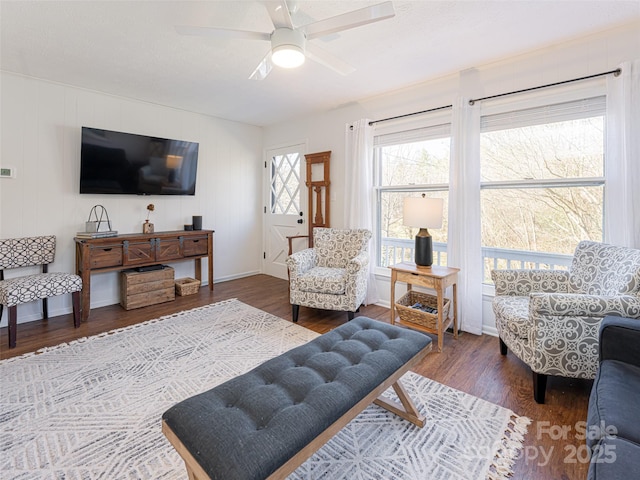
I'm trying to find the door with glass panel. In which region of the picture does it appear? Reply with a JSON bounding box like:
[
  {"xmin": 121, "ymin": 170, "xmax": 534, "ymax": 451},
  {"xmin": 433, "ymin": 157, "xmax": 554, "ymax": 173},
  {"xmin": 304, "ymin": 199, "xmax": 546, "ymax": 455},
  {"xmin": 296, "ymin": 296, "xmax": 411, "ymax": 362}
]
[{"xmin": 263, "ymin": 144, "xmax": 307, "ymax": 279}]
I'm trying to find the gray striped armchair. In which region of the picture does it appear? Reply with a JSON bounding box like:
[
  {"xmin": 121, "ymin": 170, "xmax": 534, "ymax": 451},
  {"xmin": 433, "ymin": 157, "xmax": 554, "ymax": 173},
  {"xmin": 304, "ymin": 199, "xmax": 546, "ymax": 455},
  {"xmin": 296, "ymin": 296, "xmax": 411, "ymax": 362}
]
[{"xmin": 492, "ymin": 240, "xmax": 640, "ymax": 403}]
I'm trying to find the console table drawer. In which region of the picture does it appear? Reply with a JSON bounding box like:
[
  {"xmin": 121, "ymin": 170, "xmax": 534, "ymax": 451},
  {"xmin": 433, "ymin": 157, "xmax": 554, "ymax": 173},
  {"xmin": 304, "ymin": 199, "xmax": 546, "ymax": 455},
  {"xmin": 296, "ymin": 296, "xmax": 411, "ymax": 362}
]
[
  {"xmin": 183, "ymin": 237, "xmax": 208, "ymax": 256},
  {"xmin": 395, "ymin": 271, "xmax": 436, "ymax": 289},
  {"xmin": 124, "ymin": 241, "xmax": 154, "ymax": 265},
  {"xmin": 157, "ymin": 238, "xmax": 182, "ymax": 262},
  {"xmin": 89, "ymin": 245, "xmax": 123, "ymax": 269}
]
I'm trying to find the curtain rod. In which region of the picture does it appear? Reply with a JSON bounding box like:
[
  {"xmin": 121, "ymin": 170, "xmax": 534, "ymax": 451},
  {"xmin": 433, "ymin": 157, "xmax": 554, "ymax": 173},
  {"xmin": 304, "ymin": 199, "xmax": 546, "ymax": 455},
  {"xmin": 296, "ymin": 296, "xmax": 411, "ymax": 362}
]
[
  {"xmin": 349, "ymin": 104, "xmax": 452, "ymax": 130},
  {"xmin": 468, "ymin": 68, "xmax": 621, "ymax": 106},
  {"xmin": 369, "ymin": 104, "xmax": 453, "ymax": 125},
  {"xmin": 349, "ymin": 68, "xmax": 620, "ymax": 129}
]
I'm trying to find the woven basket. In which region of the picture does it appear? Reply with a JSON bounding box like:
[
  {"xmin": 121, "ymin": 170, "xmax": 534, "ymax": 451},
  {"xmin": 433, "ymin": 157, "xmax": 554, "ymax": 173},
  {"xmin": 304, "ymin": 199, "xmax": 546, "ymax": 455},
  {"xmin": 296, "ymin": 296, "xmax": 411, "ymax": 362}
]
[
  {"xmin": 175, "ymin": 277, "xmax": 201, "ymax": 296},
  {"xmin": 395, "ymin": 290, "xmax": 450, "ymax": 330}
]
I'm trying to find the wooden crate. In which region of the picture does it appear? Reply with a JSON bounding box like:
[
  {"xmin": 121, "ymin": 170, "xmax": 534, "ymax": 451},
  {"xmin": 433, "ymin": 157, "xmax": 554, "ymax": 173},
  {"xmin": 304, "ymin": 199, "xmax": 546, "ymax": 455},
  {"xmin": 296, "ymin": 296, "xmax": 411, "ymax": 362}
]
[{"xmin": 120, "ymin": 266, "xmax": 175, "ymax": 310}]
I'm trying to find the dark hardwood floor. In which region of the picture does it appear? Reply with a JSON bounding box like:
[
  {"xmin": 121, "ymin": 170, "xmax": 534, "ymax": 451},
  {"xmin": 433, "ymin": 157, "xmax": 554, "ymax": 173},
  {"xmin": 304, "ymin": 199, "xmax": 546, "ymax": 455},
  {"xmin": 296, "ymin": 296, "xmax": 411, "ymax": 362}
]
[{"xmin": 1, "ymin": 274, "xmax": 591, "ymax": 479}]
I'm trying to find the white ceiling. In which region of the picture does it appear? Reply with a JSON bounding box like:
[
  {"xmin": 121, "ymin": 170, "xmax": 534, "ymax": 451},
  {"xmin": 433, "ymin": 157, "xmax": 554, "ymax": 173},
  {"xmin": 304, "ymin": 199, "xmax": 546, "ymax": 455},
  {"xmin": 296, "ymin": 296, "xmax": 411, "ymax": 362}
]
[{"xmin": 2, "ymin": 1, "xmax": 639, "ymax": 127}]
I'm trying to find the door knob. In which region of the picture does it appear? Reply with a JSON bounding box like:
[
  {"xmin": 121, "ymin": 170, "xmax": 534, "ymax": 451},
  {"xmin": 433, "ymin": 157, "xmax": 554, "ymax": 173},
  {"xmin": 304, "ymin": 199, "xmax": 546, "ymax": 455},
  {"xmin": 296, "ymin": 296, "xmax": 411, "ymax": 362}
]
[{"xmin": 297, "ymin": 219, "xmax": 304, "ymax": 224}]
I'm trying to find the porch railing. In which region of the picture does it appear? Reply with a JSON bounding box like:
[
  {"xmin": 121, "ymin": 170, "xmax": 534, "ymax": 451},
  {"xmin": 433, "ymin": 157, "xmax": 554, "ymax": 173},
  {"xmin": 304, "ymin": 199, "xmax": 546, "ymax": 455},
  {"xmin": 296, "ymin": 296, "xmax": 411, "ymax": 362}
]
[{"xmin": 380, "ymin": 237, "xmax": 573, "ymax": 281}]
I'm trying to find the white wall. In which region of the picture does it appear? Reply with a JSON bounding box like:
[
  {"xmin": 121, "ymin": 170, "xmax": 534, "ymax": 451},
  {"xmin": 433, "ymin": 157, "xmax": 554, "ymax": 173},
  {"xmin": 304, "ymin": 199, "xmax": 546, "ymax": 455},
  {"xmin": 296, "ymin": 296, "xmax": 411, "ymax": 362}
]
[
  {"xmin": 0, "ymin": 72, "xmax": 263, "ymax": 326},
  {"xmin": 263, "ymin": 20, "xmax": 640, "ymax": 335}
]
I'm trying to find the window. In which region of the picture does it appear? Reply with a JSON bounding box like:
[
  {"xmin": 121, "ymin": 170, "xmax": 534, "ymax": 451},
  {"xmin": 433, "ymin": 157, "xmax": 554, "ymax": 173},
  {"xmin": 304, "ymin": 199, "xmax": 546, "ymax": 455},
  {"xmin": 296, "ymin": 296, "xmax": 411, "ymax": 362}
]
[
  {"xmin": 480, "ymin": 96, "xmax": 606, "ymax": 280},
  {"xmin": 374, "ymin": 122, "xmax": 451, "ymax": 268}
]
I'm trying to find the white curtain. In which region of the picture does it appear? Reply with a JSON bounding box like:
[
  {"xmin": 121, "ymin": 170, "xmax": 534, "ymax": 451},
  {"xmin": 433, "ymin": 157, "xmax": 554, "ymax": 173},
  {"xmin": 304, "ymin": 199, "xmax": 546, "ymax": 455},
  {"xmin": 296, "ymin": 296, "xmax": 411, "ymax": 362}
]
[
  {"xmin": 344, "ymin": 119, "xmax": 379, "ymax": 305},
  {"xmin": 604, "ymin": 60, "xmax": 640, "ymax": 249},
  {"xmin": 448, "ymin": 98, "xmax": 483, "ymax": 335}
]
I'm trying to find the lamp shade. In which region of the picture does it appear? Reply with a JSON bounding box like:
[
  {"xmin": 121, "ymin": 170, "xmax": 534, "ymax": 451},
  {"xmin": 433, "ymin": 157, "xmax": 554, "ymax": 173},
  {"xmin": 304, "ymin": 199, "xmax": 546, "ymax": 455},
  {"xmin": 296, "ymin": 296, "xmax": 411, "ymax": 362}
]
[
  {"xmin": 166, "ymin": 155, "xmax": 183, "ymax": 169},
  {"xmin": 403, "ymin": 197, "xmax": 444, "ymax": 229}
]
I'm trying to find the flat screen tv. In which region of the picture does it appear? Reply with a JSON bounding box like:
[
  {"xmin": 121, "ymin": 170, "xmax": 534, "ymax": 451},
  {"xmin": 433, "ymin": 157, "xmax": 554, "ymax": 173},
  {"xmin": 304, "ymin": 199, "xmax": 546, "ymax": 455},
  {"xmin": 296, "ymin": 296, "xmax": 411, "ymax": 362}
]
[{"xmin": 80, "ymin": 127, "xmax": 199, "ymax": 195}]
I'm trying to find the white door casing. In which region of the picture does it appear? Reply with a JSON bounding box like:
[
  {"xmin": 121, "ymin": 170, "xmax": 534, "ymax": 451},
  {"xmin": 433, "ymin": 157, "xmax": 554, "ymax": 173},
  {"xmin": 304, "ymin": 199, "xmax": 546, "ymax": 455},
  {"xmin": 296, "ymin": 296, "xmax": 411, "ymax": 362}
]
[{"xmin": 263, "ymin": 144, "xmax": 307, "ymax": 279}]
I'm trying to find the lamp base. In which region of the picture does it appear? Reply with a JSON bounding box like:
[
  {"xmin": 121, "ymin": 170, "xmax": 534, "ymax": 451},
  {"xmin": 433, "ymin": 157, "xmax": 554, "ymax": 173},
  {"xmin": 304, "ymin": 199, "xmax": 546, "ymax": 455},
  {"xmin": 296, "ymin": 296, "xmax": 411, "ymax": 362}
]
[{"xmin": 414, "ymin": 229, "xmax": 433, "ymax": 267}]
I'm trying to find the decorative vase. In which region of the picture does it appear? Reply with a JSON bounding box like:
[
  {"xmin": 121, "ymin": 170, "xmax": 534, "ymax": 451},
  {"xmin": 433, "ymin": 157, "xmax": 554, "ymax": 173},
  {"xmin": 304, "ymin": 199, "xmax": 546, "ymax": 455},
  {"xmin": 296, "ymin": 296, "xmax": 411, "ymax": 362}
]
[{"xmin": 143, "ymin": 220, "xmax": 154, "ymax": 234}]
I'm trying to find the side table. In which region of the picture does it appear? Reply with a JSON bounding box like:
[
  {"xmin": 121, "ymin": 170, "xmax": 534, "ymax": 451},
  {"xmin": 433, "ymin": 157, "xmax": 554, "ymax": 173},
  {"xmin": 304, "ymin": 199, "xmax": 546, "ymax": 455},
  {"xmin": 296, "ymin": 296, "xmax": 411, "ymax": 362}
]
[{"xmin": 389, "ymin": 262, "xmax": 459, "ymax": 352}]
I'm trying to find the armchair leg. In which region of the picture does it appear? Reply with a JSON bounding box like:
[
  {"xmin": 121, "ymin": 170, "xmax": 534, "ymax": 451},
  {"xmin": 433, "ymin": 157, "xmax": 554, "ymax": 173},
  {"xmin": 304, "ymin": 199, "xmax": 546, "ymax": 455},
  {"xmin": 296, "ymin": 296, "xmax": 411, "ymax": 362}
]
[
  {"xmin": 533, "ymin": 371, "xmax": 548, "ymax": 404},
  {"xmin": 347, "ymin": 305, "xmax": 361, "ymax": 321},
  {"xmin": 499, "ymin": 337, "xmax": 508, "ymax": 355},
  {"xmin": 43, "ymin": 297, "xmax": 48, "ymax": 319},
  {"xmin": 292, "ymin": 304, "xmax": 299, "ymax": 323}
]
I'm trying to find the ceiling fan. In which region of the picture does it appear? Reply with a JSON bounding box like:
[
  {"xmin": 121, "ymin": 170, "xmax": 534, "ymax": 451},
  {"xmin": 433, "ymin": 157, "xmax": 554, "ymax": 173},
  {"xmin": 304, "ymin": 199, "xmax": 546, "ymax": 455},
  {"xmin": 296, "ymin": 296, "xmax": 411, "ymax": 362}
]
[{"xmin": 175, "ymin": 1, "xmax": 395, "ymax": 80}]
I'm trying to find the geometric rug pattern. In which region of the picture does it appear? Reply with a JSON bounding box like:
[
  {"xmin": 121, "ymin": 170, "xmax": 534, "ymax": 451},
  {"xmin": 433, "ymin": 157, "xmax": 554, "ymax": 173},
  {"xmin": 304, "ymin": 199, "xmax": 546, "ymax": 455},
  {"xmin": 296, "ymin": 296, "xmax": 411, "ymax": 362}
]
[{"xmin": 0, "ymin": 299, "xmax": 529, "ymax": 479}]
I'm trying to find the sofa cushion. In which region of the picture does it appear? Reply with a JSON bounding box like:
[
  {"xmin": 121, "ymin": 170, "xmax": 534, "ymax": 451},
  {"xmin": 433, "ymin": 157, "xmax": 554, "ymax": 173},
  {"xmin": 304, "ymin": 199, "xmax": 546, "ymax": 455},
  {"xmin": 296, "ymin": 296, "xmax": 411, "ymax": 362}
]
[
  {"xmin": 570, "ymin": 241, "xmax": 640, "ymax": 296},
  {"xmin": 587, "ymin": 359, "xmax": 640, "ymax": 449},
  {"xmin": 297, "ymin": 267, "xmax": 346, "ymax": 295},
  {"xmin": 313, "ymin": 228, "xmax": 371, "ymax": 269},
  {"xmin": 587, "ymin": 436, "xmax": 640, "ymax": 480},
  {"xmin": 493, "ymin": 296, "xmax": 530, "ymax": 339}
]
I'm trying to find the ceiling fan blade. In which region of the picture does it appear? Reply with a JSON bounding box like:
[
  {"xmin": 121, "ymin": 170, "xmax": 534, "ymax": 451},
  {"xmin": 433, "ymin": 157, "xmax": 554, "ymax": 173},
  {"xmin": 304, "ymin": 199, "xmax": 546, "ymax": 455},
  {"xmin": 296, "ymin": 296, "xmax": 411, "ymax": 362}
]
[
  {"xmin": 303, "ymin": 1, "xmax": 395, "ymax": 40},
  {"xmin": 175, "ymin": 25, "xmax": 270, "ymax": 42},
  {"xmin": 305, "ymin": 43, "xmax": 355, "ymax": 76},
  {"xmin": 249, "ymin": 51, "xmax": 274, "ymax": 81},
  {"xmin": 265, "ymin": 0, "xmax": 294, "ymax": 29}
]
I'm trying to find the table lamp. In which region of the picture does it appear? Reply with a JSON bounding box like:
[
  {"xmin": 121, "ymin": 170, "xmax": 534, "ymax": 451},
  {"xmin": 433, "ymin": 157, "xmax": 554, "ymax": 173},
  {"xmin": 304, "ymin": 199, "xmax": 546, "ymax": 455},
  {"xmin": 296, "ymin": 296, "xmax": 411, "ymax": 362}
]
[{"xmin": 403, "ymin": 194, "xmax": 444, "ymax": 267}]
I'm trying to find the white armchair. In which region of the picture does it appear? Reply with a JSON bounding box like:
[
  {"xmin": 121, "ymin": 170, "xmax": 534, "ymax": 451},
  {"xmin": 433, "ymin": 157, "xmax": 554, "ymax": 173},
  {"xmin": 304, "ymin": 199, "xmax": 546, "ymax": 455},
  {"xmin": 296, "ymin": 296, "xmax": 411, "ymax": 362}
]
[
  {"xmin": 492, "ymin": 240, "xmax": 640, "ymax": 403},
  {"xmin": 286, "ymin": 228, "xmax": 372, "ymax": 323}
]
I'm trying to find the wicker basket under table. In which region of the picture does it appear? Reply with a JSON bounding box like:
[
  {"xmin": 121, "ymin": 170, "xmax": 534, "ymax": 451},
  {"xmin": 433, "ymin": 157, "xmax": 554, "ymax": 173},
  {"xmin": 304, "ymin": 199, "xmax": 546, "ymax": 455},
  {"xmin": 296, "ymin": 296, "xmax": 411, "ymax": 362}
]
[
  {"xmin": 395, "ymin": 290, "xmax": 450, "ymax": 330},
  {"xmin": 175, "ymin": 277, "xmax": 201, "ymax": 296}
]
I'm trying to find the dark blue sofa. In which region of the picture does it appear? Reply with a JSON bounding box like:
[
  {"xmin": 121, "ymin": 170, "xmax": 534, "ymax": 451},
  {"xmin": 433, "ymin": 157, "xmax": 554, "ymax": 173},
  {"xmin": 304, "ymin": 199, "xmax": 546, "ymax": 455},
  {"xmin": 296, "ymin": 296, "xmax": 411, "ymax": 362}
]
[{"xmin": 586, "ymin": 316, "xmax": 640, "ymax": 479}]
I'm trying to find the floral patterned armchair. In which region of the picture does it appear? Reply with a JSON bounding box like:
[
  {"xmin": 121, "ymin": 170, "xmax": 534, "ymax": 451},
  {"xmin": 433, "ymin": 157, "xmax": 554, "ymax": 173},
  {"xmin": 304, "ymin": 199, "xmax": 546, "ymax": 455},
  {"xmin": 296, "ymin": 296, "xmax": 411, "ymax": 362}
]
[
  {"xmin": 492, "ymin": 240, "xmax": 640, "ymax": 404},
  {"xmin": 286, "ymin": 228, "xmax": 372, "ymax": 323}
]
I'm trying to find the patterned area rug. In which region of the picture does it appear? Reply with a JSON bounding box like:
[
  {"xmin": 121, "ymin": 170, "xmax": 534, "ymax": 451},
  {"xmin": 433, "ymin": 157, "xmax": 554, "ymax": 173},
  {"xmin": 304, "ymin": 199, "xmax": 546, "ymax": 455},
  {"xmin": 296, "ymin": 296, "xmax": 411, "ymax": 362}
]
[{"xmin": 1, "ymin": 299, "xmax": 530, "ymax": 479}]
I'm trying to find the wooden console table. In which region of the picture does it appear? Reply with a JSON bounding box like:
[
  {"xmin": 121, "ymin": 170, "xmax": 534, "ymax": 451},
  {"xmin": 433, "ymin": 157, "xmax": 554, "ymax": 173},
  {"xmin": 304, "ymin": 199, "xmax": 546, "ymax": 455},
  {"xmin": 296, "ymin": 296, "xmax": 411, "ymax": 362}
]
[
  {"xmin": 389, "ymin": 262, "xmax": 459, "ymax": 352},
  {"xmin": 75, "ymin": 230, "xmax": 214, "ymax": 321}
]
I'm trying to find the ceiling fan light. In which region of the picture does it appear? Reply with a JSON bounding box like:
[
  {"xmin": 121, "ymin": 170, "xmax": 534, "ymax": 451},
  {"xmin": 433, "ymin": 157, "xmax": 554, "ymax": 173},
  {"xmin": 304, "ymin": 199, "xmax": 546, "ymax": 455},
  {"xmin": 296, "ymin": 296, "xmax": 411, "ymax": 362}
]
[
  {"xmin": 272, "ymin": 45, "xmax": 305, "ymax": 68},
  {"xmin": 270, "ymin": 28, "xmax": 306, "ymax": 69}
]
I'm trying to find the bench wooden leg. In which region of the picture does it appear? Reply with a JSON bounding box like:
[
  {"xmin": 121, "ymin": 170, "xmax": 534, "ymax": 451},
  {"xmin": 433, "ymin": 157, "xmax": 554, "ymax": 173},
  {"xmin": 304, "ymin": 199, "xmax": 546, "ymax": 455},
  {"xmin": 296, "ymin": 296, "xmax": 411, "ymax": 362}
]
[
  {"xmin": 374, "ymin": 380, "xmax": 425, "ymax": 428},
  {"xmin": 163, "ymin": 420, "xmax": 212, "ymax": 480}
]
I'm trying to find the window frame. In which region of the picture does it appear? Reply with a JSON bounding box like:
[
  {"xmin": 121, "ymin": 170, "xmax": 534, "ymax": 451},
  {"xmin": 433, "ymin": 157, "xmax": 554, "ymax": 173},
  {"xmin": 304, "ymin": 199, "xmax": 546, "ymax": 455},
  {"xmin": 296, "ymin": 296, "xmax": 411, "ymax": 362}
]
[
  {"xmin": 478, "ymin": 89, "xmax": 607, "ymax": 281},
  {"xmin": 373, "ymin": 113, "xmax": 452, "ymax": 273}
]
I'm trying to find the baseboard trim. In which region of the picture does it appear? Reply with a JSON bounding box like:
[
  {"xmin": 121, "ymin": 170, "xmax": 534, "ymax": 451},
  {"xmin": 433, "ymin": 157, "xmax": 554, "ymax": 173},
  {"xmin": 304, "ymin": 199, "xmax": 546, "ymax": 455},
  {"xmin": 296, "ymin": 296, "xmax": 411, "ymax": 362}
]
[
  {"xmin": 3, "ymin": 271, "xmax": 263, "ymax": 327},
  {"xmin": 482, "ymin": 325, "xmax": 498, "ymax": 337}
]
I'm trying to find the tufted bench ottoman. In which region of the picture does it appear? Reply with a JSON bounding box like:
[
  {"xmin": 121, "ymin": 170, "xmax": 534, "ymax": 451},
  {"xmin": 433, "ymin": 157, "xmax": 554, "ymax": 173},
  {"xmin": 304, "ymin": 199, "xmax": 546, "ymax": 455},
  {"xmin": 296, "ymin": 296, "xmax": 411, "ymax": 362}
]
[{"xmin": 162, "ymin": 316, "xmax": 432, "ymax": 480}]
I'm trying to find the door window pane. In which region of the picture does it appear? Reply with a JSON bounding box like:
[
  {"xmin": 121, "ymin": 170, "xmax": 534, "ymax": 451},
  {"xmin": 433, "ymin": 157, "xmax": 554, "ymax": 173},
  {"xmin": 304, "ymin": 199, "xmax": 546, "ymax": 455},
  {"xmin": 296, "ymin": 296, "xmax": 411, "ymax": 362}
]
[{"xmin": 270, "ymin": 153, "xmax": 301, "ymax": 215}]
